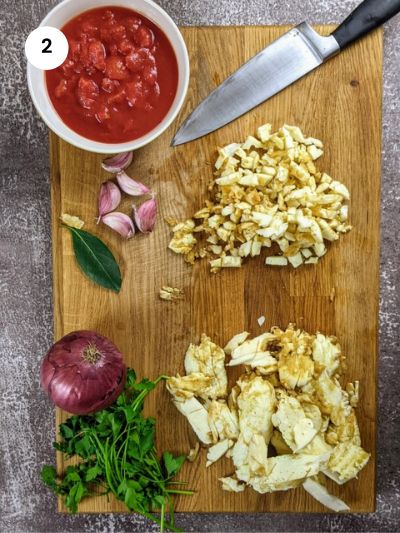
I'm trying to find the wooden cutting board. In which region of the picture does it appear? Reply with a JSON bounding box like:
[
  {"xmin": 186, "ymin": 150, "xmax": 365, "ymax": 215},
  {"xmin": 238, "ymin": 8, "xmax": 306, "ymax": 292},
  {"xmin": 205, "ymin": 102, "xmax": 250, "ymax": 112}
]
[{"xmin": 50, "ymin": 25, "xmax": 382, "ymax": 513}]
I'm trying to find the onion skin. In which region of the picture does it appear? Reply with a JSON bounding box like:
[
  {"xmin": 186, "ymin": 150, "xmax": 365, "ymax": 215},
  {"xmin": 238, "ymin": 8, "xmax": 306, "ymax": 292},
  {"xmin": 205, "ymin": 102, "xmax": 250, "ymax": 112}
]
[{"xmin": 41, "ymin": 330, "xmax": 127, "ymax": 415}]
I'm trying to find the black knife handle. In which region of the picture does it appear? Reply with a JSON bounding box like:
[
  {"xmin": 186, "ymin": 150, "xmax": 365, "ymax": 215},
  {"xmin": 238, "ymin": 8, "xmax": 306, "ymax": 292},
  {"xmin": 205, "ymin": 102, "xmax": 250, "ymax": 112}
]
[{"xmin": 332, "ymin": 0, "xmax": 400, "ymax": 49}]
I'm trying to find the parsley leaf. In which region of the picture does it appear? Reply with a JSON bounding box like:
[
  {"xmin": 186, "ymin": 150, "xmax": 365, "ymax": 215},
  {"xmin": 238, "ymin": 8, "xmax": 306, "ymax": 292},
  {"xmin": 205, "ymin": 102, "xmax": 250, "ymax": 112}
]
[
  {"xmin": 162, "ymin": 453, "xmax": 187, "ymax": 479},
  {"xmin": 41, "ymin": 465, "xmax": 57, "ymax": 489}
]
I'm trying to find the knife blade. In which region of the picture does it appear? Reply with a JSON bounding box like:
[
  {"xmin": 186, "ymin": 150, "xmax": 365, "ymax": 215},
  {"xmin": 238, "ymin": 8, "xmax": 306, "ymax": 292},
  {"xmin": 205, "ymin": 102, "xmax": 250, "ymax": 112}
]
[{"xmin": 172, "ymin": 0, "xmax": 400, "ymax": 146}]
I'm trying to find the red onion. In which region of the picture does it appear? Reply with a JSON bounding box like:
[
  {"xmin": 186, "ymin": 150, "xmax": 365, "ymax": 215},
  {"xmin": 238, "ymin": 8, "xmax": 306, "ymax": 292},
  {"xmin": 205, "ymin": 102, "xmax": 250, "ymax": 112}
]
[{"xmin": 41, "ymin": 330, "xmax": 127, "ymax": 415}]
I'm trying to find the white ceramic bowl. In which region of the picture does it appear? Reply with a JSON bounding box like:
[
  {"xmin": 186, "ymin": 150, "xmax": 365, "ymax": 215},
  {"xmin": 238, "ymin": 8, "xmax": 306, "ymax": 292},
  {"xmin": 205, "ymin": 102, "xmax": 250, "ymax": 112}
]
[{"xmin": 27, "ymin": 0, "xmax": 189, "ymax": 153}]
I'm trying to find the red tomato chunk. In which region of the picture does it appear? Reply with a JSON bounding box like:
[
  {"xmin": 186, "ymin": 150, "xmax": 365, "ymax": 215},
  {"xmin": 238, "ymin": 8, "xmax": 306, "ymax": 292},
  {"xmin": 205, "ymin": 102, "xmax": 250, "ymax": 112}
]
[
  {"xmin": 46, "ymin": 6, "xmax": 178, "ymax": 143},
  {"xmin": 77, "ymin": 77, "xmax": 99, "ymax": 109}
]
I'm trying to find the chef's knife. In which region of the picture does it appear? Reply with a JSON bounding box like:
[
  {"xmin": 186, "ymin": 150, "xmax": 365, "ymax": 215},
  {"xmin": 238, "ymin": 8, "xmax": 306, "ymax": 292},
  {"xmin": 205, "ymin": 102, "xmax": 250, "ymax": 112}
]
[{"xmin": 172, "ymin": 0, "xmax": 400, "ymax": 146}]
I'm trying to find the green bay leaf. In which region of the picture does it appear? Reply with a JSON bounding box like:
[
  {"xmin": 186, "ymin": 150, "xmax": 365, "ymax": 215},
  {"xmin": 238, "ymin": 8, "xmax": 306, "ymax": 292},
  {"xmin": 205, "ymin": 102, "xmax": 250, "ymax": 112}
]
[{"xmin": 66, "ymin": 227, "xmax": 122, "ymax": 293}]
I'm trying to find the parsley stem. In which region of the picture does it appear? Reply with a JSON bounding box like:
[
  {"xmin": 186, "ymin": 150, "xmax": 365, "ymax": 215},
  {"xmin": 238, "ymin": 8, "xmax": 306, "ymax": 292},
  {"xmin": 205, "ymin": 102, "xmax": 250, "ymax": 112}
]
[
  {"xmin": 103, "ymin": 440, "xmax": 117, "ymax": 494},
  {"xmin": 160, "ymin": 502, "xmax": 165, "ymax": 533},
  {"xmin": 150, "ymin": 450, "xmax": 163, "ymax": 478},
  {"xmin": 121, "ymin": 426, "xmax": 130, "ymax": 481},
  {"xmin": 130, "ymin": 376, "xmax": 168, "ymax": 412},
  {"xmin": 166, "ymin": 489, "xmax": 194, "ymax": 495},
  {"xmin": 142, "ymin": 511, "xmax": 181, "ymax": 533},
  {"xmin": 110, "ymin": 439, "xmax": 123, "ymax": 485}
]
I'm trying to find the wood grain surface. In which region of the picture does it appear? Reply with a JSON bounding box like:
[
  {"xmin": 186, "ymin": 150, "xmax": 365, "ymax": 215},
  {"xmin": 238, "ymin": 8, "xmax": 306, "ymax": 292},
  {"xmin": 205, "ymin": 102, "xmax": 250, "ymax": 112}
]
[{"xmin": 50, "ymin": 26, "xmax": 382, "ymax": 513}]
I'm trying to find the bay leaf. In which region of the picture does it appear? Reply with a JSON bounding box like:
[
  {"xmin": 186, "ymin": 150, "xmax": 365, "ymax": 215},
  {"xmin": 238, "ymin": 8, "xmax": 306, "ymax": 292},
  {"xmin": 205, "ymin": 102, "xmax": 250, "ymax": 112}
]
[{"xmin": 66, "ymin": 227, "xmax": 122, "ymax": 293}]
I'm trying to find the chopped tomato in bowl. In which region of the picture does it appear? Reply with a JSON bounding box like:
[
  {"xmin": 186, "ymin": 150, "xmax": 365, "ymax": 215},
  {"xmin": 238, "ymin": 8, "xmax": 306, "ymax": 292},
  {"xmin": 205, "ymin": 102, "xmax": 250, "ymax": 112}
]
[{"xmin": 27, "ymin": 0, "xmax": 189, "ymax": 153}]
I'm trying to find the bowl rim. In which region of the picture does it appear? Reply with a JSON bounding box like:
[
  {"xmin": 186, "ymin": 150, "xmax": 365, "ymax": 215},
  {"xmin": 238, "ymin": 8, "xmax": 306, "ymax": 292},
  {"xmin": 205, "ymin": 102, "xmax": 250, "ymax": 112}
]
[{"xmin": 26, "ymin": 0, "xmax": 189, "ymax": 153}]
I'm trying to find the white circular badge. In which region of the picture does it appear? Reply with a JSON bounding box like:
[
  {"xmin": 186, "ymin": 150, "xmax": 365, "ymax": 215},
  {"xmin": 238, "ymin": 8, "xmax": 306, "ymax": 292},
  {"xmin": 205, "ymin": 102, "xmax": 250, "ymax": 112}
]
[{"xmin": 25, "ymin": 26, "xmax": 69, "ymax": 70}]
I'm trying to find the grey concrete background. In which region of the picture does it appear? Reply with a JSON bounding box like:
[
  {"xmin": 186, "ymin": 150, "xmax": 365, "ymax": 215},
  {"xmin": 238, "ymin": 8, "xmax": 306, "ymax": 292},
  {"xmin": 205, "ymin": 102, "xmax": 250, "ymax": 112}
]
[{"xmin": 0, "ymin": 0, "xmax": 399, "ymax": 531}]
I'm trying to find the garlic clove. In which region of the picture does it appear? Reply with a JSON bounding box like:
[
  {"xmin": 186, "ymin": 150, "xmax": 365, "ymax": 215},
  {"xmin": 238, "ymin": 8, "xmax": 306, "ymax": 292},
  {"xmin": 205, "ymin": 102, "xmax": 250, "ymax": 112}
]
[
  {"xmin": 102, "ymin": 212, "xmax": 135, "ymax": 239},
  {"xmin": 133, "ymin": 196, "xmax": 157, "ymax": 233},
  {"xmin": 98, "ymin": 181, "xmax": 122, "ymax": 221},
  {"xmin": 101, "ymin": 152, "xmax": 133, "ymax": 173},
  {"xmin": 116, "ymin": 171, "xmax": 151, "ymax": 196}
]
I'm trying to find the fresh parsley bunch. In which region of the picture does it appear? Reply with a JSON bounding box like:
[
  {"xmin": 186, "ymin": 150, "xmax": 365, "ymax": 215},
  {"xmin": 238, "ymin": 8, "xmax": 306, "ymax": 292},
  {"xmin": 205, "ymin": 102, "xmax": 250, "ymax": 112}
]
[{"xmin": 41, "ymin": 369, "xmax": 192, "ymax": 531}]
